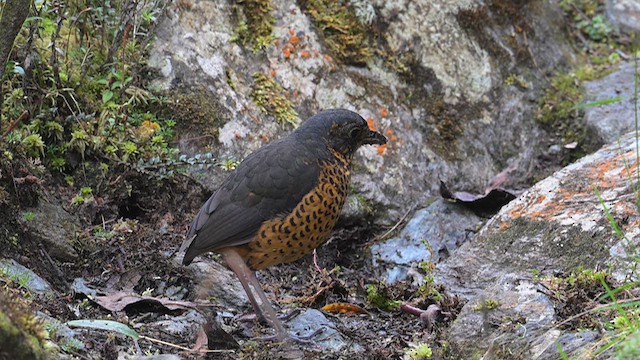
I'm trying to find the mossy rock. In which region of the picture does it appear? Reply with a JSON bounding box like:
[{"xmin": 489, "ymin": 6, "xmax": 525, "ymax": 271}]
[{"xmin": 0, "ymin": 287, "xmax": 49, "ymax": 360}]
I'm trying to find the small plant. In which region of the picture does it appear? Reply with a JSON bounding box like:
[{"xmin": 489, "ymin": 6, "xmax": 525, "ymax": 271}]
[
  {"xmin": 22, "ymin": 212, "xmax": 35, "ymax": 221},
  {"xmin": 366, "ymin": 283, "xmax": 401, "ymax": 310},
  {"xmin": 403, "ymin": 342, "xmax": 433, "ymax": 360},
  {"xmin": 472, "ymin": 299, "xmax": 501, "ymax": 312},
  {"xmin": 71, "ymin": 187, "xmax": 95, "ymax": 205},
  {"xmin": 575, "ymin": 14, "xmax": 612, "ymax": 41}
]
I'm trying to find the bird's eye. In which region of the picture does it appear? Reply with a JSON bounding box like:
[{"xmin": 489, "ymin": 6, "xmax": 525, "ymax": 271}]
[{"xmin": 349, "ymin": 127, "xmax": 361, "ymax": 139}]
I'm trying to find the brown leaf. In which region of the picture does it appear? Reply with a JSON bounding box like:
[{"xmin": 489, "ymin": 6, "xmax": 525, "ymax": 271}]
[{"xmin": 94, "ymin": 291, "xmax": 199, "ymax": 313}]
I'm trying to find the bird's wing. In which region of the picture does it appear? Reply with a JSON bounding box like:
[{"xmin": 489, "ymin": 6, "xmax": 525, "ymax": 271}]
[{"xmin": 181, "ymin": 140, "xmax": 322, "ymax": 264}]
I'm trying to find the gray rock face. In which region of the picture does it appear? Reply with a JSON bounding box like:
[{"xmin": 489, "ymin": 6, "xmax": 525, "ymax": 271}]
[
  {"xmin": 149, "ymin": 0, "xmax": 573, "ymax": 223},
  {"xmin": 435, "ymin": 131, "xmax": 640, "ymax": 357},
  {"xmin": 20, "ymin": 201, "xmax": 79, "ymax": 261},
  {"xmin": 371, "ymin": 199, "xmax": 483, "ymax": 284},
  {"xmin": 584, "ymin": 62, "xmax": 640, "ymax": 144},
  {"xmin": 606, "ymin": 0, "xmax": 640, "ymax": 34},
  {"xmin": 0, "ymin": 258, "xmax": 53, "ymax": 295}
]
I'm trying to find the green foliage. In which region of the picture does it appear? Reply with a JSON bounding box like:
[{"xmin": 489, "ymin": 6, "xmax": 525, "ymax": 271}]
[
  {"xmin": 472, "ymin": 299, "xmax": 501, "ymax": 312},
  {"xmin": 251, "ymin": 73, "xmax": 299, "ymax": 128},
  {"xmin": 0, "ymin": 0, "xmax": 191, "ymax": 178},
  {"xmin": 366, "ymin": 283, "xmax": 401, "ymax": 310},
  {"xmin": 21, "ymin": 212, "xmax": 35, "ymax": 222},
  {"xmin": 559, "ymin": 0, "xmax": 613, "ymax": 42},
  {"xmin": 404, "ymin": 342, "xmax": 433, "ymax": 360},
  {"xmin": 575, "ymin": 14, "xmax": 612, "ymax": 41}
]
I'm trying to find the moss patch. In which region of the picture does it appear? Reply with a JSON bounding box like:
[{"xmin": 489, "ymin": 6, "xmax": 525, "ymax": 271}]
[
  {"xmin": 536, "ymin": 67, "xmax": 607, "ymax": 163},
  {"xmin": 155, "ymin": 86, "xmax": 222, "ymax": 137},
  {"xmin": 233, "ymin": 0, "xmax": 276, "ymax": 52},
  {"xmin": 0, "ymin": 288, "xmax": 48, "ymax": 360},
  {"xmin": 301, "ymin": 0, "xmax": 372, "ymax": 66},
  {"xmin": 250, "ymin": 73, "xmax": 299, "ymax": 128}
]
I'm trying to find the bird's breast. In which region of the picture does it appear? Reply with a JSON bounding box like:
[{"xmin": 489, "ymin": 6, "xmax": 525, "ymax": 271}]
[{"xmin": 244, "ymin": 159, "xmax": 351, "ymax": 270}]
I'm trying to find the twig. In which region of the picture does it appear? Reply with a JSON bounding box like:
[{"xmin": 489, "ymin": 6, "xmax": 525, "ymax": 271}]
[
  {"xmin": 139, "ymin": 335, "xmax": 235, "ymax": 353},
  {"xmin": 0, "ymin": 110, "xmax": 29, "ymax": 141},
  {"xmin": 370, "ymin": 205, "xmax": 415, "ymax": 243}
]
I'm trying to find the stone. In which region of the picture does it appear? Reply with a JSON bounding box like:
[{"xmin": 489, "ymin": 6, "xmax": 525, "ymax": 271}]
[
  {"xmin": 0, "ymin": 258, "xmax": 53, "ymax": 295},
  {"xmin": 606, "ymin": 0, "xmax": 640, "ymax": 34},
  {"xmin": 584, "ymin": 62, "xmax": 640, "ymax": 144},
  {"xmin": 20, "ymin": 201, "xmax": 79, "ymax": 261},
  {"xmin": 436, "ymin": 131, "xmax": 640, "ymax": 356},
  {"xmin": 371, "ymin": 199, "xmax": 482, "ymax": 283}
]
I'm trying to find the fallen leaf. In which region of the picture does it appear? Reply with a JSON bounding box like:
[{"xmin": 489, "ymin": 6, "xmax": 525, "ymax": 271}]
[
  {"xmin": 94, "ymin": 292, "xmax": 199, "ymax": 313},
  {"xmin": 440, "ymin": 180, "xmax": 518, "ymax": 216},
  {"xmin": 321, "ymin": 302, "xmax": 367, "ymax": 315}
]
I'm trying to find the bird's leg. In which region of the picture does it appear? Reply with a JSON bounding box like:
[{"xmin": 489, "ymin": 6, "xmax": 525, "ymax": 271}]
[{"xmin": 219, "ymin": 248, "xmax": 288, "ymax": 342}]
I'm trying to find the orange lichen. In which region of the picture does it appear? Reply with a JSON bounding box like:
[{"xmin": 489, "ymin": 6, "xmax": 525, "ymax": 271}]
[
  {"xmin": 377, "ymin": 143, "xmax": 387, "ymax": 155},
  {"xmin": 379, "ymin": 107, "xmax": 389, "ymax": 117},
  {"xmin": 282, "ymin": 44, "xmax": 293, "ymax": 59},
  {"xmin": 270, "ymin": 68, "xmax": 276, "ymax": 77},
  {"xmin": 300, "ymin": 50, "xmax": 311, "ymax": 58},
  {"xmin": 235, "ymin": 133, "xmax": 242, "ymax": 139},
  {"xmin": 367, "ymin": 118, "xmax": 377, "ymax": 131}
]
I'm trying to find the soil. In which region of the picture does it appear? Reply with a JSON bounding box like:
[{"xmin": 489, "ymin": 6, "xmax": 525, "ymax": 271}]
[{"xmin": 0, "ymin": 147, "xmax": 464, "ymax": 360}]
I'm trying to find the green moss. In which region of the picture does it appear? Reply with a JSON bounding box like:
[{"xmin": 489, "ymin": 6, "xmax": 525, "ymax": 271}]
[
  {"xmin": 366, "ymin": 283, "xmax": 401, "ymax": 310},
  {"xmin": 0, "ymin": 288, "xmax": 49, "ymax": 360},
  {"xmin": 472, "ymin": 299, "xmax": 501, "ymax": 311},
  {"xmin": 158, "ymin": 89, "xmax": 220, "ymax": 130},
  {"xmin": 536, "ymin": 67, "xmax": 607, "ymax": 162},
  {"xmin": 250, "ymin": 73, "xmax": 298, "ymax": 128},
  {"xmin": 233, "ymin": 0, "xmax": 276, "ymax": 52},
  {"xmin": 302, "ymin": 0, "xmax": 372, "ymax": 65}
]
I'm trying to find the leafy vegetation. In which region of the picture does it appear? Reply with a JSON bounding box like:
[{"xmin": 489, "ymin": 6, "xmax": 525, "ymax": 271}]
[{"xmin": 0, "ymin": 0, "xmax": 223, "ymax": 191}]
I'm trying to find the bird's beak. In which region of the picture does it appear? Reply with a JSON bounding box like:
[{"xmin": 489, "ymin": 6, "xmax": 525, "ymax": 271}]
[{"xmin": 363, "ymin": 130, "xmax": 387, "ymax": 145}]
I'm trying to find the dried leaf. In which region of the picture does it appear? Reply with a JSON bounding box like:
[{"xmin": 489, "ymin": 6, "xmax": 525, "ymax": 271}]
[
  {"xmin": 440, "ymin": 180, "xmax": 517, "ymax": 216},
  {"xmin": 94, "ymin": 291, "xmax": 198, "ymax": 313},
  {"xmin": 321, "ymin": 302, "xmax": 367, "ymax": 315}
]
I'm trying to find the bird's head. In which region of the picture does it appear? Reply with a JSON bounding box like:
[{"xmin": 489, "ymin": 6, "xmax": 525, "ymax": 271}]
[{"xmin": 296, "ymin": 109, "xmax": 387, "ymax": 157}]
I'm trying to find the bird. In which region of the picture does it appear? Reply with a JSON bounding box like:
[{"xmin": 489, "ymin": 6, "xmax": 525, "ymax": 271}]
[{"xmin": 180, "ymin": 108, "xmax": 387, "ymax": 341}]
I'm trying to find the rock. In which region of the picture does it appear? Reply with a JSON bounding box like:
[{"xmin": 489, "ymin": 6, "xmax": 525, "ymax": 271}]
[
  {"xmin": 0, "ymin": 258, "xmax": 53, "ymax": 296},
  {"xmin": 19, "ymin": 201, "xmax": 79, "ymax": 261},
  {"xmin": 149, "ymin": 309, "xmax": 206, "ymax": 335},
  {"xmin": 148, "ymin": 0, "xmax": 575, "ymax": 223},
  {"xmin": 286, "ymin": 309, "xmax": 361, "ymax": 352},
  {"xmin": 371, "ymin": 199, "xmax": 483, "ymax": 284},
  {"xmin": 188, "ymin": 259, "xmax": 247, "ymax": 309},
  {"xmin": 448, "ymin": 278, "xmax": 555, "ymax": 358},
  {"xmin": 530, "ymin": 329, "xmax": 600, "ymax": 360},
  {"xmin": 584, "ymin": 62, "xmax": 640, "ymax": 143},
  {"xmin": 606, "ymin": 0, "xmax": 640, "ymax": 34},
  {"xmin": 436, "ymin": 131, "xmax": 640, "ymax": 357},
  {"xmin": 36, "ymin": 312, "xmax": 85, "ymax": 352}
]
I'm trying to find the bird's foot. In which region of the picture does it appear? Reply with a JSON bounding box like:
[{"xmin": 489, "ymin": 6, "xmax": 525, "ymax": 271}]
[
  {"xmin": 237, "ymin": 308, "xmax": 302, "ymax": 324},
  {"xmin": 253, "ymin": 326, "xmax": 326, "ymax": 343}
]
